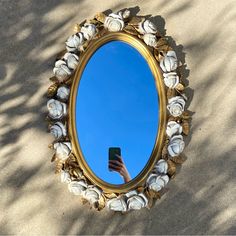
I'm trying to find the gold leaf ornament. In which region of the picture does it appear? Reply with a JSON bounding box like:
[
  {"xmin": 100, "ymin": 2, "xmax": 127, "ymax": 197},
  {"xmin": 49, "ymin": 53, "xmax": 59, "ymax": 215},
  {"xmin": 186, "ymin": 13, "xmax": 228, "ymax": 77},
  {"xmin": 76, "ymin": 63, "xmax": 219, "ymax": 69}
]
[
  {"xmin": 128, "ymin": 16, "xmax": 145, "ymax": 26},
  {"xmin": 171, "ymin": 155, "xmax": 185, "ymax": 164},
  {"xmin": 70, "ymin": 168, "xmax": 83, "ymax": 179},
  {"xmin": 47, "ymin": 83, "xmax": 59, "ymax": 97},
  {"xmin": 155, "ymin": 37, "xmax": 169, "ymax": 51},
  {"xmin": 167, "ymin": 160, "xmax": 176, "ymax": 177},
  {"xmin": 175, "ymin": 83, "xmax": 185, "ymax": 92},
  {"xmin": 153, "ymin": 49, "xmax": 163, "ymax": 62},
  {"xmin": 94, "ymin": 12, "xmax": 106, "ymax": 23},
  {"xmin": 145, "ymin": 188, "xmax": 161, "ymax": 209},
  {"xmin": 95, "ymin": 195, "xmax": 106, "ymax": 211},
  {"xmin": 87, "ymin": 19, "xmax": 100, "ymax": 25},
  {"xmin": 73, "ymin": 23, "xmax": 81, "ymax": 33},
  {"xmin": 137, "ymin": 186, "xmax": 145, "ymax": 193},
  {"xmin": 162, "ymin": 139, "xmax": 170, "ymax": 160},
  {"xmin": 49, "ymin": 76, "xmax": 59, "ymax": 83},
  {"xmin": 181, "ymin": 111, "xmax": 190, "ymax": 120},
  {"xmin": 55, "ymin": 159, "xmax": 64, "ymax": 173},
  {"xmin": 51, "ymin": 153, "xmax": 56, "ymax": 162},
  {"xmin": 123, "ymin": 25, "xmax": 139, "ymax": 36},
  {"xmin": 103, "ymin": 192, "xmax": 118, "ymax": 199},
  {"xmin": 182, "ymin": 120, "xmax": 190, "ymax": 135},
  {"xmin": 167, "ymin": 88, "xmax": 176, "ymax": 99}
]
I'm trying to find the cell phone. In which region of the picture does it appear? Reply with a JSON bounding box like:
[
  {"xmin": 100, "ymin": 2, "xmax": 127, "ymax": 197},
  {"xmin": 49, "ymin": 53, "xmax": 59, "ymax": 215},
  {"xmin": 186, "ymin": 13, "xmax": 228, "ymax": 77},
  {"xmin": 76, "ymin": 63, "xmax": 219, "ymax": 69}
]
[{"xmin": 108, "ymin": 147, "xmax": 121, "ymax": 171}]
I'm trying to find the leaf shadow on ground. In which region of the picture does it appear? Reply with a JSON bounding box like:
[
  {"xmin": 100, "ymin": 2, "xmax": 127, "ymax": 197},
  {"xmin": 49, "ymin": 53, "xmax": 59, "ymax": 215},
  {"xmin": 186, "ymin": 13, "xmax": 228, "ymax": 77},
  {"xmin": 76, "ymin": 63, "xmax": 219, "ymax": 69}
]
[{"xmin": 0, "ymin": 0, "xmax": 236, "ymax": 235}]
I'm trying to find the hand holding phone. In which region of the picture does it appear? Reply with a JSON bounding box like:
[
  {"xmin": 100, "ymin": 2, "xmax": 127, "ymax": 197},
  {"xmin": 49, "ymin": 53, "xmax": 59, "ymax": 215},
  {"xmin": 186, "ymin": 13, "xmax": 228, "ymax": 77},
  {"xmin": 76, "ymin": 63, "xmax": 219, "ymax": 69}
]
[{"xmin": 108, "ymin": 147, "xmax": 131, "ymax": 183}]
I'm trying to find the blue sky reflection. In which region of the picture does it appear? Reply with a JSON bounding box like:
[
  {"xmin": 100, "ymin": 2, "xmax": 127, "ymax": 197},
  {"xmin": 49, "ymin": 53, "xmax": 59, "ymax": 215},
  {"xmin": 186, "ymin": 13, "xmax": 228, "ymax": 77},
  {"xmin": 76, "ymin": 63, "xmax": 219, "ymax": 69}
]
[{"xmin": 75, "ymin": 41, "xmax": 159, "ymax": 185}]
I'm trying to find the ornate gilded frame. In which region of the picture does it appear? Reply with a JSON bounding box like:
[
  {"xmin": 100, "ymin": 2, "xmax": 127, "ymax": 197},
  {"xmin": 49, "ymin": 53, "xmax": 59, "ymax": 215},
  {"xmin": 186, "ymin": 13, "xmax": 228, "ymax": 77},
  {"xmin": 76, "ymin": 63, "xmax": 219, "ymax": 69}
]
[
  {"xmin": 70, "ymin": 32, "xmax": 166, "ymax": 193},
  {"xmin": 46, "ymin": 9, "xmax": 190, "ymax": 212}
]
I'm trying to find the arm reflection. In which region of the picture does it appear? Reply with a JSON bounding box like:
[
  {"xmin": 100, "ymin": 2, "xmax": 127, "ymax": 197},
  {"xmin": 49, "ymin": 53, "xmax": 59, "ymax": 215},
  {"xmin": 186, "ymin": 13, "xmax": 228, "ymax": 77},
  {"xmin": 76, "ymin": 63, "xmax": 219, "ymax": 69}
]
[{"xmin": 109, "ymin": 154, "xmax": 131, "ymax": 183}]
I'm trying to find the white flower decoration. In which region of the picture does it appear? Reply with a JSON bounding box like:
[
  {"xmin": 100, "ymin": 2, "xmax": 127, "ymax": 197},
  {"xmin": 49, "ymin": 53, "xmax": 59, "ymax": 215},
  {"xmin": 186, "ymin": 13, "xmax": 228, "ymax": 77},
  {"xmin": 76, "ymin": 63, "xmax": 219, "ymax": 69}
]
[
  {"xmin": 146, "ymin": 173, "xmax": 169, "ymax": 192},
  {"xmin": 50, "ymin": 121, "xmax": 67, "ymax": 139},
  {"xmin": 167, "ymin": 96, "xmax": 185, "ymax": 117},
  {"xmin": 57, "ymin": 86, "xmax": 70, "ymax": 101},
  {"xmin": 104, "ymin": 13, "xmax": 125, "ymax": 32},
  {"xmin": 127, "ymin": 193, "xmax": 148, "ymax": 210},
  {"xmin": 68, "ymin": 180, "xmax": 87, "ymax": 195},
  {"xmin": 83, "ymin": 186, "xmax": 102, "ymax": 203},
  {"xmin": 168, "ymin": 135, "xmax": 185, "ymax": 157},
  {"xmin": 47, "ymin": 99, "xmax": 67, "ymax": 119},
  {"xmin": 63, "ymin": 52, "xmax": 79, "ymax": 70},
  {"xmin": 166, "ymin": 121, "xmax": 183, "ymax": 138},
  {"xmin": 53, "ymin": 142, "xmax": 71, "ymax": 161},
  {"xmin": 143, "ymin": 33, "xmax": 157, "ymax": 47},
  {"xmin": 163, "ymin": 72, "xmax": 179, "ymax": 88},
  {"xmin": 154, "ymin": 159, "xmax": 168, "ymax": 174},
  {"xmin": 107, "ymin": 198, "xmax": 127, "ymax": 212},
  {"xmin": 53, "ymin": 60, "xmax": 71, "ymax": 82},
  {"xmin": 81, "ymin": 23, "xmax": 97, "ymax": 40},
  {"xmin": 160, "ymin": 51, "xmax": 178, "ymax": 72},
  {"xmin": 61, "ymin": 170, "xmax": 71, "ymax": 184},
  {"xmin": 139, "ymin": 20, "xmax": 157, "ymax": 34},
  {"xmin": 66, "ymin": 32, "xmax": 85, "ymax": 52}
]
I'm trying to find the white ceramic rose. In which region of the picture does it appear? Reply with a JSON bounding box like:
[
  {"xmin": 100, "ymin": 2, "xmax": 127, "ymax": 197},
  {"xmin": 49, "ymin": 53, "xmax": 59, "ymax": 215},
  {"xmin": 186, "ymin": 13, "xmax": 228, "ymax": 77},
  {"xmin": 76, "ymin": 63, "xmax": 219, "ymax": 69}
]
[
  {"xmin": 50, "ymin": 121, "xmax": 67, "ymax": 139},
  {"xmin": 127, "ymin": 193, "xmax": 148, "ymax": 210},
  {"xmin": 154, "ymin": 159, "xmax": 168, "ymax": 174},
  {"xmin": 47, "ymin": 99, "xmax": 67, "ymax": 119},
  {"xmin": 107, "ymin": 197, "xmax": 127, "ymax": 212},
  {"xmin": 168, "ymin": 135, "xmax": 185, "ymax": 157},
  {"xmin": 61, "ymin": 170, "xmax": 71, "ymax": 184},
  {"xmin": 139, "ymin": 20, "xmax": 157, "ymax": 34},
  {"xmin": 53, "ymin": 60, "xmax": 71, "ymax": 82},
  {"xmin": 81, "ymin": 23, "xmax": 97, "ymax": 40},
  {"xmin": 68, "ymin": 180, "xmax": 87, "ymax": 195},
  {"xmin": 143, "ymin": 33, "xmax": 157, "ymax": 47},
  {"xmin": 53, "ymin": 142, "xmax": 71, "ymax": 161},
  {"xmin": 160, "ymin": 51, "xmax": 178, "ymax": 72},
  {"xmin": 146, "ymin": 173, "xmax": 169, "ymax": 192},
  {"xmin": 124, "ymin": 190, "xmax": 138, "ymax": 199},
  {"xmin": 83, "ymin": 186, "xmax": 102, "ymax": 203},
  {"xmin": 163, "ymin": 72, "xmax": 179, "ymax": 88},
  {"xmin": 167, "ymin": 96, "xmax": 185, "ymax": 117},
  {"xmin": 104, "ymin": 13, "xmax": 125, "ymax": 32},
  {"xmin": 166, "ymin": 121, "xmax": 183, "ymax": 138},
  {"xmin": 66, "ymin": 32, "xmax": 85, "ymax": 52},
  {"xmin": 63, "ymin": 52, "xmax": 79, "ymax": 70},
  {"xmin": 57, "ymin": 86, "xmax": 70, "ymax": 101}
]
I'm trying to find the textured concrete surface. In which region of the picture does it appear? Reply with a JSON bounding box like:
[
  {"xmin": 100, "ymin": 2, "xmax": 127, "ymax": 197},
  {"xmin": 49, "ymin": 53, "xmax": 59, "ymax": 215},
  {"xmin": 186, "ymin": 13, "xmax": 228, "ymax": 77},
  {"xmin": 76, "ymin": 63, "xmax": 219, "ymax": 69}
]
[{"xmin": 0, "ymin": 0, "xmax": 236, "ymax": 235}]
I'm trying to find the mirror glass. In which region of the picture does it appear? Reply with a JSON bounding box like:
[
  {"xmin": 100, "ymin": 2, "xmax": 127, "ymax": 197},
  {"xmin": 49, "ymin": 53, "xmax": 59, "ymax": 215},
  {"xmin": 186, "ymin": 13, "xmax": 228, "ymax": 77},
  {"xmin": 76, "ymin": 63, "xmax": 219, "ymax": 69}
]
[{"xmin": 75, "ymin": 41, "xmax": 159, "ymax": 185}]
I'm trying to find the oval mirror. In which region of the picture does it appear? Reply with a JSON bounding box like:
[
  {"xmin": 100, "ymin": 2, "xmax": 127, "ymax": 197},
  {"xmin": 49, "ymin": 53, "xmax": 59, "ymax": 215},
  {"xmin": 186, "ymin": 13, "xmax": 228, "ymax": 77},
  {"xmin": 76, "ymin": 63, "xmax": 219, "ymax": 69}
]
[
  {"xmin": 46, "ymin": 9, "xmax": 190, "ymax": 212},
  {"xmin": 70, "ymin": 33, "xmax": 166, "ymax": 192},
  {"xmin": 76, "ymin": 40, "xmax": 158, "ymax": 185}
]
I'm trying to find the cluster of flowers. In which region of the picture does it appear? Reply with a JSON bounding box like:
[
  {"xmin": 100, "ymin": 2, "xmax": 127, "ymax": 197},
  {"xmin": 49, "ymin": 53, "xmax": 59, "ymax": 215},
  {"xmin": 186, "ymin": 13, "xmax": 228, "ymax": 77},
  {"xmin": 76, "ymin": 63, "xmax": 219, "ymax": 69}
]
[
  {"xmin": 47, "ymin": 20, "xmax": 101, "ymax": 184},
  {"xmin": 47, "ymin": 85, "xmax": 71, "ymax": 162},
  {"xmin": 159, "ymin": 51, "xmax": 186, "ymax": 158},
  {"xmin": 59, "ymin": 157, "xmax": 170, "ymax": 212},
  {"xmin": 53, "ymin": 22, "xmax": 98, "ymax": 82}
]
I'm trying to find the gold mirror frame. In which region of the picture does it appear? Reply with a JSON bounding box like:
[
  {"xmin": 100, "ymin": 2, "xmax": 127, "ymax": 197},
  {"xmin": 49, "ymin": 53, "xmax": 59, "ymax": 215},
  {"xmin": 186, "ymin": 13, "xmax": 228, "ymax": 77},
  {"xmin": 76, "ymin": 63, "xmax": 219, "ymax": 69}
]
[
  {"xmin": 46, "ymin": 9, "xmax": 190, "ymax": 212},
  {"xmin": 69, "ymin": 32, "xmax": 166, "ymax": 193}
]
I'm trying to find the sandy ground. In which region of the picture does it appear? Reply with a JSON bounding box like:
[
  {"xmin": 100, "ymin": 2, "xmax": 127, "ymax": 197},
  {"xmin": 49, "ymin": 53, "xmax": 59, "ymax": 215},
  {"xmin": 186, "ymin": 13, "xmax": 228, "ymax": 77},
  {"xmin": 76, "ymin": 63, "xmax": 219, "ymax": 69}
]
[{"xmin": 0, "ymin": 0, "xmax": 236, "ymax": 235}]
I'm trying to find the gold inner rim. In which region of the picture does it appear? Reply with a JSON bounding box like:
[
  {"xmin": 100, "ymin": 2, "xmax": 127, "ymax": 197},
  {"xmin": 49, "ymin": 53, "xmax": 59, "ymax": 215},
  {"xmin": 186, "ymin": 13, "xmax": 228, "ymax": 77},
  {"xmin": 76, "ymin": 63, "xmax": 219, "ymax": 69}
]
[{"xmin": 69, "ymin": 32, "xmax": 166, "ymax": 193}]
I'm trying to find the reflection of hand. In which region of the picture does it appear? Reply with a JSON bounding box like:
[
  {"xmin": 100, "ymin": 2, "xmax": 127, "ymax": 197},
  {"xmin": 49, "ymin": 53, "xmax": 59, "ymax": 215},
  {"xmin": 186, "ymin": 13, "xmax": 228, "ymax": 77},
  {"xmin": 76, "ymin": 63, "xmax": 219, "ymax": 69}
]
[{"xmin": 109, "ymin": 155, "xmax": 131, "ymax": 183}]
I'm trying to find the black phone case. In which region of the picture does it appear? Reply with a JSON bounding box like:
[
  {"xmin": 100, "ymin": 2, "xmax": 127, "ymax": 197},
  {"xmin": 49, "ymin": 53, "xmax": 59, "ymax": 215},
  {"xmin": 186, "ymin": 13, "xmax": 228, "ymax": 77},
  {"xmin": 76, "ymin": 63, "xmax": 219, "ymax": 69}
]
[
  {"xmin": 108, "ymin": 147, "xmax": 121, "ymax": 171},
  {"xmin": 109, "ymin": 147, "xmax": 121, "ymax": 160}
]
